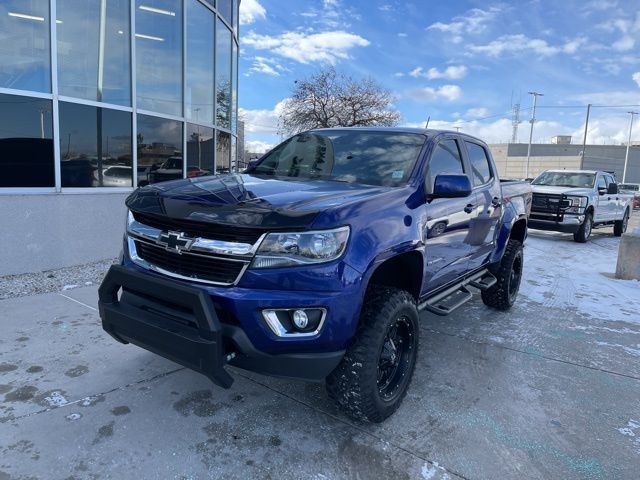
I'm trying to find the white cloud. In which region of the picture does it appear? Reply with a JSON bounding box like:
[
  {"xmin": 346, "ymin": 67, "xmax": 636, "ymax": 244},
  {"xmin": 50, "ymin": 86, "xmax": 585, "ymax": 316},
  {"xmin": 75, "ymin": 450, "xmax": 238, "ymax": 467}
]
[
  {"xmin": 398, "ymin": 32, "xmax": 408, "ymax": 37},
  {"xmin": 245, "ymin": 140, "xmax": 275, "ymax": 154},
  {"xmin": 409, "ymin": 65, "xmax": 468, "ymax": 80},
  {"xmin": 379, "ymin": 4, "xmax": 392, "ymax": 11},
  {"xmin": 403, "ymin": 113, "xmax": 640, "ymax": 146},
  {"xmin": 465, "ymin": 107, "xmax": 491, "ymax": 118},
  {"xmin": 633, "ymin": 72, "xmax": 640, "ymax": 87},
  {"xmin": 394, "ymin": 72, "xmax": 405, "ymax": 77},
  {"xmin": 469, "ymin": 34, "xmax": 587, "ymax": 57},
  {"xmin": 407, "ymin": 85, "xmax": 462, "ymax": 102},
  {"xmin": 612, "ymin": 35, "xmax": 635, "ymax": 51},
  {"xmin": 239, "ymin": 100, "xmax": 288, "ymax": 134},
  {"xmin": 427, "ymin": 7, "xmax": 499, "ymax": 37},
  {"xmin": 570, "ymin": 90, "xmax": 640, "ymax": 105},
  {"xmin": 246, "ymin": 56, "xmax": 288, "ymax": 77},
  {"xmin": 243, "ymin": 31, "xmax": 370, "ymax": 64},
  {"xmin": 239, "ymin": 0, "xmax": 266, "ymax": 25}
]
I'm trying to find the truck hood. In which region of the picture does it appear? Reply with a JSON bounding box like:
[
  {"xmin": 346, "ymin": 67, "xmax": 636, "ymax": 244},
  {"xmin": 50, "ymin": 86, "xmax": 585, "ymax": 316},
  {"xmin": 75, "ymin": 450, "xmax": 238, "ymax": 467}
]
[
  {"xmin": 531, "ymin": 185, "xmax": 593, "ymax": 196},
  {"xmin": 126, "ymin": 173, "xmax": 394, "ymax": 229}
]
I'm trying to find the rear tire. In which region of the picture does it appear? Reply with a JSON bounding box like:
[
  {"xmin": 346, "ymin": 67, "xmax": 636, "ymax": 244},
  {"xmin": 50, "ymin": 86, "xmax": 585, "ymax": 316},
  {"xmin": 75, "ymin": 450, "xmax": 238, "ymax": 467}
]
[
  {"xmin": 326, "ymin": 286, "xmax": 419, "ymax": 423},
  {"xmin": 573, "ymin": 211, "xmax": 593, "ymax": 243},
  {"xmin": 614, "ymin": 209, "xmax": 629, "ymax": 237},
  {"xmin": 481, "ymin": 239, "xmax": 523, "ymax": 311}
]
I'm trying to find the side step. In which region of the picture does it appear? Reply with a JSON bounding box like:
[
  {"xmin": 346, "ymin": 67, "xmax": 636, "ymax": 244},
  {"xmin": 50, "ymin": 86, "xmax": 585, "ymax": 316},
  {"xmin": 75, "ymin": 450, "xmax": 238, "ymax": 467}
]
[{"xmin": 418, "ymin": 269, "xmax": 497, "ymax": 316}]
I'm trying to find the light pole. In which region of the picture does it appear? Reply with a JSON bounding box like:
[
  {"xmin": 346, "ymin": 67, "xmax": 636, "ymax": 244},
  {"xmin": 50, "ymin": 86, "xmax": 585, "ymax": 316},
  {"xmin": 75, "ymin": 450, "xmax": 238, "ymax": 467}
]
[
  {"xmin": 623, "ymin": 111, "xmax": 638, "ymax": 183},
  {"xmin": 526, "ymin": 91, "xmax": 543, "ymax": 179},
  {"xmin": 580, "ymin": 103, "xmax": 591, "ymax": 169}
]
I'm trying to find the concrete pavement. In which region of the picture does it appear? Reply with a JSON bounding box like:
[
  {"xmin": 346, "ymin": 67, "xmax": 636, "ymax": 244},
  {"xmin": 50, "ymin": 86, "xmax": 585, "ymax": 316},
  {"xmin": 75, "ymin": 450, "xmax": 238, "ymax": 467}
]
[{"xmin": 1, "ymin": 215, "xmax": 640, "ymax": 479}]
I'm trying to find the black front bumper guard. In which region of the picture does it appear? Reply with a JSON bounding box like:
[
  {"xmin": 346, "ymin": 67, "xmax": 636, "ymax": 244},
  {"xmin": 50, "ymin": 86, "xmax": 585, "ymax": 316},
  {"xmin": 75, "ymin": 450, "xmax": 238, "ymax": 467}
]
[{"xmin": 98, "ymin": 265, "xmax": 234, "ymax": 388}]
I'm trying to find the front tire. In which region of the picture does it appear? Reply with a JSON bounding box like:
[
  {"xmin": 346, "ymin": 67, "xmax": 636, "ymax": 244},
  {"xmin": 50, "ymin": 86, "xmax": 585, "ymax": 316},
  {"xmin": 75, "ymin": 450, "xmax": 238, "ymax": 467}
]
[
  {"xmin": 573, "ymin": 211, "xmax": 593, "ymax": 243},
  {"xmin": 326, "ymin": 286, "xmax": 419, "ymax": 423},
  {"xmin": 614, "ymin": 209, "xmax": 629, "ymax": 237},
  {"xmin": 481, "ymin": 239, "xmax": 523, "ymax": 311}
]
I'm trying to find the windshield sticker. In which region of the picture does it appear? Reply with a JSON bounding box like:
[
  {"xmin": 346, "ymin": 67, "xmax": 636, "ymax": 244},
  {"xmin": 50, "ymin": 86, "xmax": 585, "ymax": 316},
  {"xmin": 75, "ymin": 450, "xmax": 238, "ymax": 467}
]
[{"xmin": 392, "ymin": 170, "xmax": 404, "ymax": 179}]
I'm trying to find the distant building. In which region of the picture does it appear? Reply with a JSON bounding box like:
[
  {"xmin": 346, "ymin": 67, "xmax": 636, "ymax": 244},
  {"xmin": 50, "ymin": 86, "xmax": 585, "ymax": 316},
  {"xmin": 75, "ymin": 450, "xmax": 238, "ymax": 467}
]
[
  {"xmin": 551, "ymin": 135, "xmax": 572, "ymax": 145},
  {"xmin": 489, "ymin": 143, "xmax": 640, "ymax": 181}
]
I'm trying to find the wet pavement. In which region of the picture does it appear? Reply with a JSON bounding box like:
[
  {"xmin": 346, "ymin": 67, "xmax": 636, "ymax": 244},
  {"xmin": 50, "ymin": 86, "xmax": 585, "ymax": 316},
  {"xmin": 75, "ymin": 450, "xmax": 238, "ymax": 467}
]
[{"xmin": 1, "ymin": 214, "xmax": 639, "ymax": 479}]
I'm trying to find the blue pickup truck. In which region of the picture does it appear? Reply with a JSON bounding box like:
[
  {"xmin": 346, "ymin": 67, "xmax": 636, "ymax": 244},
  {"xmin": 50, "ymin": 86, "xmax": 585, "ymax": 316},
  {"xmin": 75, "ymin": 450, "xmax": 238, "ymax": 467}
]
[{"xmin": 99, "ymin": 128, "xmax": 532, "ymax": 422}]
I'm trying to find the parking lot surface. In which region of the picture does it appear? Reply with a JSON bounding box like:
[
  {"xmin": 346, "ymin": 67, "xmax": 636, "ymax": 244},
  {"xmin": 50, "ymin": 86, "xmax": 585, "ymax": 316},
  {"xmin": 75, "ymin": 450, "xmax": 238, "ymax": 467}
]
[{"xmin": 1, "ymin": 214, "xmax": 640, "ymax": 479}]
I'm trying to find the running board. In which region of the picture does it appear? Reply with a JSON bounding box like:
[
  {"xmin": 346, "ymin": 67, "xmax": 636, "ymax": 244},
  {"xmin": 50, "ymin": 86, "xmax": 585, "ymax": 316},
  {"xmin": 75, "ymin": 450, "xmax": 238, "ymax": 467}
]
[{"xmin": 418, "ymin": 269, "xmax": 497, "ymax": 316}]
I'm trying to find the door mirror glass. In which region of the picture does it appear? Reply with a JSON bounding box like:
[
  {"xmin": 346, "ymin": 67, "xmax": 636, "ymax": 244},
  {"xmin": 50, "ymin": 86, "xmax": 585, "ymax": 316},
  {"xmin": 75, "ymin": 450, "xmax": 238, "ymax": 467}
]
[
  {"xmin": 607, "ymin": 183, "xmax": 618, "ymax": 195},
  {"xmin": 432, "ymin": 174, "xmax": 472, "ymax": 198}
]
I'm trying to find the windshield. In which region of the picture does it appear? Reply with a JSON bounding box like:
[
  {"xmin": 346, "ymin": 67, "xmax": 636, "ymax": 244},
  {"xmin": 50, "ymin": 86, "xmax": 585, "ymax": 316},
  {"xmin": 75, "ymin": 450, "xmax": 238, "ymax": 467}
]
[
  {"xmin": 246, "ymin": 131, "xmax": 426, "ymax": 187},
  {"xmin": 532, "ymin": 171, "xmax": 595, "ymax": 188}
]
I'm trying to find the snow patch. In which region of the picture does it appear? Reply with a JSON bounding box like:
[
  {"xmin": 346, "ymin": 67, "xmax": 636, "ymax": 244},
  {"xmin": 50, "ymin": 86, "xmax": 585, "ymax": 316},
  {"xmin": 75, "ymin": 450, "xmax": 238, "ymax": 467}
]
[
  {"xmin": 44, "ymin": 391, "xmax": 68, "ymax": 407},
  {"xmin": 421, "ymin": 461, "xmax": 450, "ymax": 479},
  {"xmin": 62, "ymin": 284, "xmax": 79, "ymax": 291}
]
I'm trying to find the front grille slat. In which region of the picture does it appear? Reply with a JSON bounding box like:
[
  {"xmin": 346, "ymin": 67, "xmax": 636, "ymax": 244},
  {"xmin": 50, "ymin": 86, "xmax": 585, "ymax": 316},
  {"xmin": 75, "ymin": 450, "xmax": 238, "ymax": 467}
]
[
  {"xmin": 132, "ymin": 211, "xmax": 264, "ymax": 244},
  {"xmin": 134, "ymin": 240, "xmax": 246, "ymax": 285}
]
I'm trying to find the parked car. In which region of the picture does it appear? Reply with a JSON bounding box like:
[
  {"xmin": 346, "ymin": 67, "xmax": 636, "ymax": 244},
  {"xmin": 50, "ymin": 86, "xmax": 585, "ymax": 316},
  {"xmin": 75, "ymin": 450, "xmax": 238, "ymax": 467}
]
[
  {"xmin": 147, "ymin": 156, "xmax": 210, "ymax": 184},
  {"xmin": 99, "ymin": 128, "xmax": 531, "ymax": 422},
  {"xmin": 102, "ymin": 166, "xmax": 133, "ymax": 187},
  {"xmin": 618, "ymin": 183, "xmax": 640, "ymax": 210},
  {"xmin": 529, "ymin": 170, "xmax": 633, "ymax": 242}
]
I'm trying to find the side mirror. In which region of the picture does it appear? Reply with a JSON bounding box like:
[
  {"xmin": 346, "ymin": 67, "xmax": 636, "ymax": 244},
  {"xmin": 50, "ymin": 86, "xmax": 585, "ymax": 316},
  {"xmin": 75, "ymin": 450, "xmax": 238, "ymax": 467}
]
[
  {"xmin": 432, "ymin": 174, "xmax": 472, "ymax": 198},
  {"xmin": 598, "ymin": 187, "xmax": 607, "ymax": 195},
  {"xmin": 607, "ymin": 183, "xmax": 618, "ymax": 195}
]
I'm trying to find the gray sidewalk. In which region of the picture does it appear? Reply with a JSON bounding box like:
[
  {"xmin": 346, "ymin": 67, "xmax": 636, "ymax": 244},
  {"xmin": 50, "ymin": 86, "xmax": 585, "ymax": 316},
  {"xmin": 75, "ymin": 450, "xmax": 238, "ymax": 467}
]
[{"xmin": 1, "ymin": 218, "xmax": 640, "ymax": 479}]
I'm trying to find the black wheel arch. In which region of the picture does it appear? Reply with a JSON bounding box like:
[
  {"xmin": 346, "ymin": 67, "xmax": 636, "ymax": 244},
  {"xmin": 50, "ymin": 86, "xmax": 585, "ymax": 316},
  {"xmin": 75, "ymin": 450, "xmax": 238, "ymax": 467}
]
[{"xmin": 365, "ymin": 250, "xmax": 423, "ymax": 302}]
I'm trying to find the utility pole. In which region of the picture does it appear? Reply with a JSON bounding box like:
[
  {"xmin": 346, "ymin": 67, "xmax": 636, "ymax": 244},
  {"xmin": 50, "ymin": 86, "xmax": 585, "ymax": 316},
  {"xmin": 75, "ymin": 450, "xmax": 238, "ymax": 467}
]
[
  {"xmin": 525, "ymin": 91, "xmax": 543, "ymax": 179},
  {"xmin": 580, "ymin": 103, "xmax": 591, "ymax": 169},
  {"xmin": 623, "ymin": 111, "xmax": 638, "ymax": 183}
]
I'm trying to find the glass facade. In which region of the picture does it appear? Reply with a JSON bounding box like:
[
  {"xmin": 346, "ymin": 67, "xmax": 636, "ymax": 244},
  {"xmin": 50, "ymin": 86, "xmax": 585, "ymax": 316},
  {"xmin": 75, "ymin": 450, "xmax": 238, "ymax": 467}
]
[{"xmin": 0, "ymin": 0, "xmax": 238, "ymax": 191}]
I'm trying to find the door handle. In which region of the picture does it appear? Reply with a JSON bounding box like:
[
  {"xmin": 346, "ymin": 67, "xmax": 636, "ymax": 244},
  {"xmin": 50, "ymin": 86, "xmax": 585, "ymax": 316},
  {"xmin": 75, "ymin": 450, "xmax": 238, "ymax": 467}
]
[
  {"xmin": 491, "ymin": 197, "xmax": 502, "ymax": 207},
  {"xmin": 464, "ymin": 204, "xmax": 475, "ymax": 214}
]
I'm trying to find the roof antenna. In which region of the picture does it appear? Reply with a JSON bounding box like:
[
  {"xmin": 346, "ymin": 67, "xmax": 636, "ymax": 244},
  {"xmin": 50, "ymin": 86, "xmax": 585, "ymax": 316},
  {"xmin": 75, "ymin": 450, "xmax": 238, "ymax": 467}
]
[{"xmin": 424, "ymin": 116, "xmax": 430, "ymax": 129}]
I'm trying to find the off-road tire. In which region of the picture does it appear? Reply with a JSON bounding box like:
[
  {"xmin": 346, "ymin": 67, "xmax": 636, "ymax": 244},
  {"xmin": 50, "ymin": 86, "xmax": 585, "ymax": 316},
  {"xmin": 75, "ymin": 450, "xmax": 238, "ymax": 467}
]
[
  {"xmin": 614, "ymin": 209, "xmax": 630, "ymax": 237},
  {"xmin": 573, "ymin": 211, "xmax": 593, "ymax": 243},
  {"xmin": 326, "ymin": 286, "xmax": 419, "ymax": 423},
  {"xmin": 481, "ymin": 239, "xmax": 523, "ymax": 311}
]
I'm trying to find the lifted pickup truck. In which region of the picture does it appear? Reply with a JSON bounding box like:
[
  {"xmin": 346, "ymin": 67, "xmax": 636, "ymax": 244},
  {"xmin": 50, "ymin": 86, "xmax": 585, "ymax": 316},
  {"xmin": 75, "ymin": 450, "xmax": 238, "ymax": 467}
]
[
  {"xmin": 529, "ymin": 170, "xmax": 633, "ymax": 242},
  {"xmin": 99, "ymin": 128, "xmax": 531, "ymax": 422}
]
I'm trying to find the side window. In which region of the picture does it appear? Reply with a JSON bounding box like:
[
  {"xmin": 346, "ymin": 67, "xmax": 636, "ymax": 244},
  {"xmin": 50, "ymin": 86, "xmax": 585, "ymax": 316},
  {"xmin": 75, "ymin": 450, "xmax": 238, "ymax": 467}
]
[
  {"xmin": 464, "ymin": 141, "xmax": 493, "ymax": 186},
  {"xmin": 426, "ymin": 139, "xmax": 465, "ymax": 192},
  {"xmin": 604, "ymin": 174, "xmax": 615, "ymax": 188},
  {"xmin": 597, "ymin": 175, "xmax": 607, "ymax": 190}
]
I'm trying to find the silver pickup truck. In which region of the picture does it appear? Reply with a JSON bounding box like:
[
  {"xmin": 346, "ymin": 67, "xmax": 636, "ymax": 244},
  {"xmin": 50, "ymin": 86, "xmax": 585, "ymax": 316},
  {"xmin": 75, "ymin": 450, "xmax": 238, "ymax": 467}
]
[{"xmin": 528, "ymin": 169, "xmax": 633, "ymax": 242}]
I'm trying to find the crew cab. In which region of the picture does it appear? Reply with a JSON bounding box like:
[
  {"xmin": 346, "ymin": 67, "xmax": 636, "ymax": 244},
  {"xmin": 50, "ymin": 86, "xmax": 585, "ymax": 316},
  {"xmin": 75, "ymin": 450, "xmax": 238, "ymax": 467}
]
[
  {"xmin": 528, "ymin": 169, "xmax": 633, "ymax": 242},
  {"xmin": 99, "ymin": 128, "xmax": 531, "ymax": 422}
]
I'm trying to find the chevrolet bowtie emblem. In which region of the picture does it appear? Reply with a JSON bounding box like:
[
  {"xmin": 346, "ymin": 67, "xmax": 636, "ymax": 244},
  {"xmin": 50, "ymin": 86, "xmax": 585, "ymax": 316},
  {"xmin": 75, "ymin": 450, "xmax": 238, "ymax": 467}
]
[{"xmin": 156, "ymin": 231, "xmax": 194, "ymax": 254}]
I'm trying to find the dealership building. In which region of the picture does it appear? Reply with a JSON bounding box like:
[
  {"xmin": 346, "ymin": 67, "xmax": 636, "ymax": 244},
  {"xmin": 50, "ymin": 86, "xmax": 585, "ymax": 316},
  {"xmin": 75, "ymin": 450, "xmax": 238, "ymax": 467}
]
[{"xmin": 1, "ymin": 0, "xmax": 239, "ymax": 275}]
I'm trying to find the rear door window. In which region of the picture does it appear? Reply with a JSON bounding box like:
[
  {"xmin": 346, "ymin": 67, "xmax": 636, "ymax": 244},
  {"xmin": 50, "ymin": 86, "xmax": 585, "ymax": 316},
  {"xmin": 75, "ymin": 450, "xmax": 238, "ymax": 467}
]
[
  {"xmin": 426, "ymin": 139, "xmax": 465, "ymax": 192},
  {"xmin": 464, "ymin": 141, "xmax": 493, "ymax": 186}
]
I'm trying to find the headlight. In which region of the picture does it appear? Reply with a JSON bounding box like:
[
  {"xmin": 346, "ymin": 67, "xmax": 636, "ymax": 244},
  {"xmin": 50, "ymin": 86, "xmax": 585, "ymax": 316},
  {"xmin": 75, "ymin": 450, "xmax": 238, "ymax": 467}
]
[
  {"xmin": 126, "ymin": 209, "xmax": 134, "ymax": 231},
  {"xmin": 251, "ymin": 226, "xmax": 350, "ymax": 269},
  {"xmin": 565, "ymin": 196, "xmax": 588, "ymax": 208}
]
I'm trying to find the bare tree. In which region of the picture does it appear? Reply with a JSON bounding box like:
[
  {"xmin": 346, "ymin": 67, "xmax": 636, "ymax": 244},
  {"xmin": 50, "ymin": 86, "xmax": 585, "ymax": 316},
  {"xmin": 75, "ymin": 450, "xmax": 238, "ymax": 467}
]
[{"xmin": 278, "ymin": 68, "xmax": 401, "ymax": 135}]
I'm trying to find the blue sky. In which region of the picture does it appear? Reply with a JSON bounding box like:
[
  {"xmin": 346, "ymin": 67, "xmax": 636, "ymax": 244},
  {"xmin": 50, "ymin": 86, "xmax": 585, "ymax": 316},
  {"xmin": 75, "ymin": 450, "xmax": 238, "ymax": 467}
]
[{"xmin": 238, "ymin": 0, "xmax": 640, "ymax": 152}]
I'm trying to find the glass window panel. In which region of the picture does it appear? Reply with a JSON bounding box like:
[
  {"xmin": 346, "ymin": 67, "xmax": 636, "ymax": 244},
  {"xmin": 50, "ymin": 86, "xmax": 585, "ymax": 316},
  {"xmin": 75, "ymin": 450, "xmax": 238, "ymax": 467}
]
[
  {"xmin": 217, "ymin": 0, "xmax": 231, "ymax": 25},
  {"xmin": 0, "ymin": 93, "xmax": 54, "ymax": 187},
  {"xmin": 59, "ymin": 103, "xmax": 132, "ymax": 187},
  {"xmin": 464, "ymin": 141, "xmax": 492, "ymax": 186},
  {"xmin": 57, "ymin": 0, "xmax": 130, "ymax": 105},
  {"xmin": 231, "ymin": 40, "xmax": 237, "ymax": 134},
  {"xmin": 186, "ymin": 124, "xmax": 214, "ymax": 177},
  {"xmin": 215, "ymin": 19, "xmax": 231, "ymax": 129},
  {"xmin": 230, "ymin": 136, "xmax": 236, "ymax": 173},
  {"xmin": 0, "ymin": 1, "xmax": 51, "ymax": 92},
  {"xmin": 216, "ymin": 130, "xmax": 230, "ymax": 174},
  {"xmin": 186, "ymin": 0, "xmax": 214, "ymax": 123},
  {"xmin": 232, "ymin": 0, "xmax": 238, "ymax": 34},
  {"xmin": 137, "ymin": 114, "xmax": 183, "ymax": 184},
  {"xmin": 135, "ymin": 0, "xmax": 182, "ymax": 116}
]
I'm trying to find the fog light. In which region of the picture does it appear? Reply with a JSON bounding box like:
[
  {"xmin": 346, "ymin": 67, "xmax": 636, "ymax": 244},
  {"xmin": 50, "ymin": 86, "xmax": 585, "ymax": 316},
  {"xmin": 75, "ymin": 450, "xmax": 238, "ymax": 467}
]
[{"xmin": 293, "ymin": 310, "xmax": 309, "ymax": 329}]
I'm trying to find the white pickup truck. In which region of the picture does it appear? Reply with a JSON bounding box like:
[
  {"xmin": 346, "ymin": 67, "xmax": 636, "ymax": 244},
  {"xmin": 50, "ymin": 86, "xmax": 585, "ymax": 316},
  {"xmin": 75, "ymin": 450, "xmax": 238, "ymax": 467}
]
[{"xmin": 528, "ymin": 169, "xmax": 633, "ymax": 242}]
